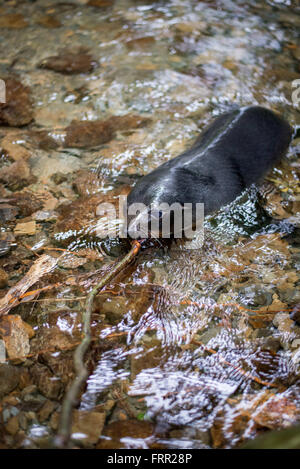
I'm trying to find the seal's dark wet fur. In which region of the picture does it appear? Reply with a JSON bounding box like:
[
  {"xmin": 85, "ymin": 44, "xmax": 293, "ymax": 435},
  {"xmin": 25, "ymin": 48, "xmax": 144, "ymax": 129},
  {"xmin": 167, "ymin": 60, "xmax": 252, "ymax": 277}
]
[{"xmin": 127, "ymin": 106, "xmax": 292, "ymax": 237}]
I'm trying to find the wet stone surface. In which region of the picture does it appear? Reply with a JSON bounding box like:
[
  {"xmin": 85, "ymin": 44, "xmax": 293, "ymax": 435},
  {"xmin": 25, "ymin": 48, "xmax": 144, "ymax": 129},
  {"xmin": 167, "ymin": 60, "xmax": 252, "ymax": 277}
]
[
  {"xmin": 0, "ymin": 0, "xmax": 299, "ymax": 450},
  {"xmin": 39, "ymin": 49, "xmax": 98, "ymax": 75},
  {"xmin": 0, "ymin": 78, "xmax": 33, "ymax": 127}
]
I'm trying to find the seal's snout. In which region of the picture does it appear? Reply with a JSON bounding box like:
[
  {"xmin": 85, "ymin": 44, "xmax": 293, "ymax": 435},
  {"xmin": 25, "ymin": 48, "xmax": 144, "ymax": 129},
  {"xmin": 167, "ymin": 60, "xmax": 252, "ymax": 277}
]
[
  {"xmin": 127, "ymin": 205, "xmax": 172, "ymax": 239},
  {"xmin": 127, "ymin": 207, "xmax": 151, "ymax": 239}
]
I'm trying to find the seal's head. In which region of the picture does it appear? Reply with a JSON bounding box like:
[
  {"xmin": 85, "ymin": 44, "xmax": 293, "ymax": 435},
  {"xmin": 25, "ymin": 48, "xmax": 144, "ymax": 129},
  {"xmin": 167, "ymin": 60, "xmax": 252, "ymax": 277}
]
[
  {"xmin": 126, "ymin": 164, "xmax": 206, "ymax": 240},
  {"xmin": 126, "ymin": 202, "xmax": 174, "ymax": 240},
  {"xmin": 126, "ymin": 168, "xmax": 176, "ymax": 239},
  {"xmin": 126, "ymin": 106, "xmax": 293, "ymax": 240}
]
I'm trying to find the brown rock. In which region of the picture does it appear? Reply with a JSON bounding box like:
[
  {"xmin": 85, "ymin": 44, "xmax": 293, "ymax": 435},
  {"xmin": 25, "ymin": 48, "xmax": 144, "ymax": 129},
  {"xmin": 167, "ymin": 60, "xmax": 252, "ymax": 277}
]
[
  {"xmin": 291, "ymin": 47, "xmax": 300, "ymax": 62},
  {"xmin": 279, "ymin": 12, "xmax": 300, "ymax": 27},
  {"xmin": 0, "ymin": 364, "xmax": 20, "ymax": 398},
  {"xmin": 175, "ymin": 22, "xmax": 202, "ymax": 33},
  {"xmin": 1, "ymin": 133, "xmax": 32, "ymax": 161},
  {"xmin": 30, "ymin": 327, "xmax": 77, "ymax": 357},
  {"xmin": 58, "ymin": 254, "xmax": 87, "ymax": 269},
  {"xmin": 49, "ymin": 411, "xmax": 59, "ymax": 431},
  {"xmin": 54, "ymin": 185, "xmax": 130, "ymax": 238},
  {"xmin": 0, "ymin": 315, "xmax": 34, "ymax": 361},
  {"xmin": 51, "ymin": 410, "xmax": 105, "ymax": 445},
  {"xmin": 97, "ymin": 420, "xmax": 154, "ymax": 448},
  {"xmin": 72, "ymin": 410, "xmax": 105, "ymax": 444},
  {"xmin": 29, "ymin": 312, "xmax": 81, "ymax": 390},
  {"xmin": 125, "ymin": 36, "xmax": 155, "ymax": 50},
  {"xmin": 94, "ymin": 270, "xmax": 153, "ymax": 324},
  {"xmin": 36, "ymin": 15, "xmax": 61, "ymax": 28},
  {"xmin": 273, "ymin": 312, "xmax": 294, "ymax": 333},
  {"xmin": 30, "ymin": 363, "xmax": 62, "ymax": 399},
  {"xmin": 50, "ymin": 173, "xmax": 68, "ymax": 185},
  {"xmin": 2, "ymin": 394, "xmax": 20, "ymax": 406},
  {"xmin": 5, "ymin": 415, "xmax": 19, "ymax": 435},
  {"xmin": 97, "ymin": 296, "xmax": 128, "ymax": 324},
  {"xmin": 21, "ymin": 384, "xmax": 37, "ymax": 398},
  {"xmin": 253, "ymin": 395, "xmax": 300, "ymax": 430},
  {"xmin": 290, "ymin": 304, "xmax": 300, "ymax": 324},
  {"xmin": 211, "ymin": 412, "xmax": 249, "ymax": 449},
  {"xmin": 0, "ymin": 203, "xmax": 18, "ymax": 222},
  {"xmin": 11, "ymin": 191, "xmax": 44, "ymax": 217},
  {"xmin": 223, "ymin": 60, "xmax": 239, "ymax": 72},
  {"xmin": 18, "ymin": 411, "xmax": 28, "ymax": 430},
  {"xmin": 64, "ymin": 114, "xmax": 150, "ymax": 148},
  {"xmin": 0, "ymin": 14, "xmax": 28, "ymax": 29},
  {"xmin": 0, "ymin": 240, "xmax": 12, "ymax": 257},
  {"xmin": 272, "ymin": 67, "xmax": 299, "ymax": 83},
  {"xmin": 40, "ymin": 50, "xmax": 97, "ymax": 74},
  {"xmin": 0, "ymin": 159, "xmax": 32, "ymax": 190},
  {"xmin": 87, "ymin": 0, "xmax": 113, "ymax": 7},
  {"xmin": 0, "ymin": 77, "xmax": 33, "ymax": 126},
  {"xmin": 43, "ymin": 194, "xmax": 59, "ymax": 211},
  {"xmin": 38, "ymin": 400, "xmax": 57, "ymax": 422},
  {"xmin": 131, "ymin": 340, "xmax": 163, "ymax": 381},
  {"xmin": 64, "ymin": 119, "xmax": 114, "ymax": 148},
  {"xmin": 21, "ymin": 321, "xmax": 35, "ymax": 339},
  {"xmin": 18, "ymin": 368, "xmax": 31, "ymax": 390},
  {"xmin": 14, "ymin": 220, "xmax": 36, "ymax": 236},
  {"xmin": 135, "ymin": 62, "xmax": 158, "ymax": 71},
  {"xmin": 107, "ymin": 114, "xmax": 151, "ymax": 132},
  {"xmin": 33, "ymin": 210, "xmax": 58, "ymax": 222},
  {"xmin": 28, "ymin": 130, "xmax": 59, "ymax": 151},
  {"xmin": 72, "ymin": 169, "xmax": 102, "ymax": 196},
  {"xmin": 0, "ymin": 268, "xmax": 8, "ymax": 288}
]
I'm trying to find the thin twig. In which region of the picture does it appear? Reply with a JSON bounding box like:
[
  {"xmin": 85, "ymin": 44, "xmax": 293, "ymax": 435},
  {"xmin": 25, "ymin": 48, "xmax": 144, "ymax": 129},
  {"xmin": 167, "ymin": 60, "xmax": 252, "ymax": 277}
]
[{"xmin": 54, "ymin": 240, "xmax": 141, "ymax": 448}]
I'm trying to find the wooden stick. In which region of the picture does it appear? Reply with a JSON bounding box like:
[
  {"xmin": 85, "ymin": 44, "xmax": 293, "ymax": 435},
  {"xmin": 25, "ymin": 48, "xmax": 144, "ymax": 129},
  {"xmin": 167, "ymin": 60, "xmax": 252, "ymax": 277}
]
[{"xmin": 54, "ymin": 240, "xmax": 141, "ymax": 448}]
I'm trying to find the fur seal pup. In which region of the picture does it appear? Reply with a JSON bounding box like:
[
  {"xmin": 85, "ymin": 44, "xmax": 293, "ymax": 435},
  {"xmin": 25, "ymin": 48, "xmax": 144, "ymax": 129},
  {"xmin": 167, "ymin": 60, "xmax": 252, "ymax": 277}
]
[{"xmin": 126, "ymin": 106, "xmax": 293, "ymax": 239}]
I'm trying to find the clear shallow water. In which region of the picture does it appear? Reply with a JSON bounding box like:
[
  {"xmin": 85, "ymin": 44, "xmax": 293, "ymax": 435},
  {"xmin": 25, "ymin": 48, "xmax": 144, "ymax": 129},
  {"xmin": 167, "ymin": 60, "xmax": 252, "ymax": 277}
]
[{"xmin": 0, "ymin": 0, "xmax": 299, "ymax": 449}]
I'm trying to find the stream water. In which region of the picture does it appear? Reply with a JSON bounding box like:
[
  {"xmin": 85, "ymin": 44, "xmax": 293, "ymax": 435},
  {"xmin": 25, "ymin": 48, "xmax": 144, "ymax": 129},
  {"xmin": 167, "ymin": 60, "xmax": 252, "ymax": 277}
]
[{"xmin": 0, "ymin": 0, "xmax": 299, "ymax": 449}]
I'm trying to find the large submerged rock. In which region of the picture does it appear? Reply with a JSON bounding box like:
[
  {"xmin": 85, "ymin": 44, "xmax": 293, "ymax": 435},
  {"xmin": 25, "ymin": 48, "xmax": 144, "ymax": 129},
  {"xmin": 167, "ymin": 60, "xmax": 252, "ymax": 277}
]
[
  {"xmin": 0, "ymin": 77, "xmax": 34, "ymax": 126},
  {"xmin": 39, "ymin": 50, "xmax": 97, "ymax": 74}
]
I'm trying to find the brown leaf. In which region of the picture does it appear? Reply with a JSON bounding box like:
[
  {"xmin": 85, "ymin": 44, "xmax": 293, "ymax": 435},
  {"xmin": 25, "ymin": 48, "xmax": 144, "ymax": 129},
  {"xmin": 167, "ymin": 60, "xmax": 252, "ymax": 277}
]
[{"xmin": 0, "ymin": 254, "xmax": 57, "ymax": 316}]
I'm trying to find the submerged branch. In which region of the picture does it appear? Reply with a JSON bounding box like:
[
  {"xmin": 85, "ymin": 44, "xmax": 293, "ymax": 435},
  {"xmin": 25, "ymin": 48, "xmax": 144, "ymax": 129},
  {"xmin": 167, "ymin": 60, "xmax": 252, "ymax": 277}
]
[{"xmin": 54, "ymin": 240, "xmax": 141, "ymax": 448}]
